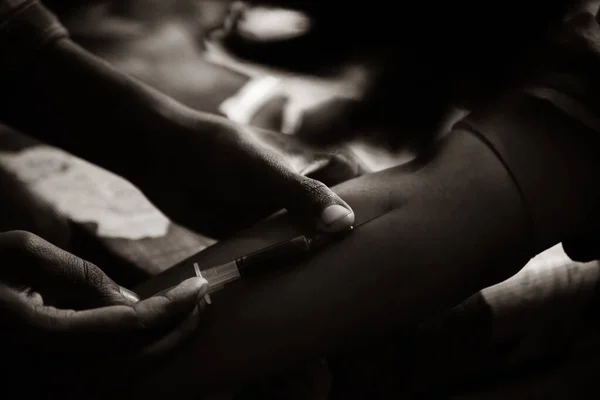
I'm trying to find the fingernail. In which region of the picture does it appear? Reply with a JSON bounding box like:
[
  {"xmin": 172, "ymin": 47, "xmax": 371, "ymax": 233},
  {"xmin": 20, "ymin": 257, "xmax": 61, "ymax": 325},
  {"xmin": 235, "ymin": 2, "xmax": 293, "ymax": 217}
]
[
  {"xmin": 320, "ymin": 204, "xmax": 354, "ymax": 227},
  {"xmin": 174, "ymin": 277, "xmax": 210, "ymax": 302},
  {"xmin": 160, "ymin": 277, "xmax": 208, "ymax": 299},
  {"xmin": 178, "ymin": 277, "xmax": 209, "ymax": 294},
  {"xmin": 119, "ymin": 286, "xmax": 140, "ymax": 303},
  {"xmin": 181, "ymin": 277, "xmax": 210, "ymax": 304}
]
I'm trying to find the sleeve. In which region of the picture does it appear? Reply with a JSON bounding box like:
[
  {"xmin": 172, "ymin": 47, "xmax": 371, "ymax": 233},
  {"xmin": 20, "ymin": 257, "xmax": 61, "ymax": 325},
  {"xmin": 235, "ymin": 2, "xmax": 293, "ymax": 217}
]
[
  {"xmin": 0, "ymin": 0, "xmax": 69, "ymax": 78},
  {"xmin": 453, "ymin": 8, "xmax": 600, "ymax": 259}
]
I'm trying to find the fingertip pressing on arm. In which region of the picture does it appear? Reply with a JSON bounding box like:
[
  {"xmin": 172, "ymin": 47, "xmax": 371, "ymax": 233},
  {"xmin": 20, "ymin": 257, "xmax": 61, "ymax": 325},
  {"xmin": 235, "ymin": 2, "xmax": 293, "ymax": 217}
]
[
  {"xmin": 319, "ymin": 203, "xmax": 355, "ymax": 232},
  {"xmin": 288, "ymin": 175, "xmax": 355, "ymax": 232}
]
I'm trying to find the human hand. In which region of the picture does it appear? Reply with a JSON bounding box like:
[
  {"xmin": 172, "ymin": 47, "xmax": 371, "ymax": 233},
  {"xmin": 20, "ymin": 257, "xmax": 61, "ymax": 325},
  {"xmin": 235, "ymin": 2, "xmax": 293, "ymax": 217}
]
[
  {"xmin": 136, "ymin": 114, "xmax": 356, "ymax": 237},
  {"xmin": 0, "ymin": 230, "xmax": 208, "ymax": 394}
]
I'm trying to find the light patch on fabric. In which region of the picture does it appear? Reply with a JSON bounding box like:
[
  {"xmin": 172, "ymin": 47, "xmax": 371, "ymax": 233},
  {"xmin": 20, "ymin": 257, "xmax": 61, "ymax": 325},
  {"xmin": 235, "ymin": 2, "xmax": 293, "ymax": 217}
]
[{"xmin": 0, "ymin": 146, "xmax": 170, "ymax": 240}]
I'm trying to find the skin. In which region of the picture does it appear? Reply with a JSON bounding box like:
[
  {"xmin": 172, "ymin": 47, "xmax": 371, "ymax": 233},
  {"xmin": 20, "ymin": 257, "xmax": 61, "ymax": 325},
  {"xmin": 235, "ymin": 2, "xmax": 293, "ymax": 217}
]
[
  {"xmin": 0, "ymin": 24, "xmax": 353, "ymax": 396},
  {"xmin": 3, "ymin": 4, "xmax": 600, "ymax": 398},
  {"xmin": 130, "ymin": 7, "xmax": 600, "ymax": 398},
  {"xmin": 0, "ymin": 229, "xmax": 210, "ymax": 397},
  {"xmin": 0, "ymin": 38, "xmax": 355, "ymax": 237},
  {"xmin": 132, "ymin": 118, "xmax": 600, "ymax": 398}
]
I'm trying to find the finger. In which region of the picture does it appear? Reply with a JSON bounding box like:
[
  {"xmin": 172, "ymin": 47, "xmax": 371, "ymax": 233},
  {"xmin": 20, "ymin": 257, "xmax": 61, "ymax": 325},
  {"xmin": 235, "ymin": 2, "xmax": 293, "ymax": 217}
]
[
  {"xmin": 1, "ymin": 230, "xmax": 133, "ymax": 308},
  {"xmin": 213, "ymin": 125, "xmax": 355, "ymax": 232},
  {"xmin": 128, "ymin": 277, "xmax": 208, "ymax": 336},
  {"xmin": 3, "ymin": 299, "xmax": 207, "ymax": 400},
  {"xmin": 238, "ymin": 133, "xmax": 356, "ymax": 231},
  {"xmin": 286, "ymin": 176, "xmax": 355, "ymax": 233},
  {"xmin": 59, "ymin": 276, "xmax": 207, "ymax": 335},
  {"xmin": 16, "ymin": 277, "xmax": 208, "ymax": 356},
  {"xmin": 97, "ymin": 298, "xmax": 207, "ymax": 377},
  {"xmin": 133, "ymin": 297, "xmax": 207, "ymax": 362}
]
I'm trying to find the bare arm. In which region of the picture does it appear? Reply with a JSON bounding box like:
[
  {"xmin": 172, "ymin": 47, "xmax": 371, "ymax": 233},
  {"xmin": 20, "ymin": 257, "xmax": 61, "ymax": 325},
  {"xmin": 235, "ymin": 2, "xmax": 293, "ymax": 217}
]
[
  {"xmin": 0, "ymin": 1, "xmax": 226, "ymax": 184},
  {"xmin": 128, "ymin": 9, "xmax": 600, "ymax": 396},
  {"xmin": 0, "ymin": 36, "xmax": 215, "ymax": 183},
  {"xmin": 0, "ymin": 2, "xmax": 357, "ymax": 236},
  {"xmin": 130, "ymin": 64, "xmax": 600, "ymax": 392},
  {"xmin": 132, "ymin": 127, "xmax": 560, "ymax": 397}
]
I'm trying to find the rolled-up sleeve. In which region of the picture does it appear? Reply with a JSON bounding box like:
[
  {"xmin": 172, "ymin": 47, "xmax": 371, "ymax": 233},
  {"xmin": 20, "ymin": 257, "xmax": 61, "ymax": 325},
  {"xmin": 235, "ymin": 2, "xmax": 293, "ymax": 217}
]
[{"xmin": 0, "ymin": 0, "xmax": 68, "ymax": 77}]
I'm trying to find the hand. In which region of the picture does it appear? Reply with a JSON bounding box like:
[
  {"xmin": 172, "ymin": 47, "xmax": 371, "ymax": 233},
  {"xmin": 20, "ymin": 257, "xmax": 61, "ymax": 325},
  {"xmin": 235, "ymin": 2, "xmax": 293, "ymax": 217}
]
[
  {"xmin": 0, "ymin": 230, "xmax": 208, "ymax": 395},
  {"xmin": 136, "ymin": 115, "xmax": 356, "ymax": 237},
  {"xmin": 0, "ymin": 33, "xmax": 355, "ymax": 238}
]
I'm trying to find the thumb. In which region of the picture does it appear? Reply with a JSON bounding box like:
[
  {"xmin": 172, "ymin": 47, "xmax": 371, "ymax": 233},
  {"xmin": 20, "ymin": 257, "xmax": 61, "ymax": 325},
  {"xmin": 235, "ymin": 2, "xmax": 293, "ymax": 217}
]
[
  {"xmin": 286, "ymin": 176, "xmax": 355, "ymax": 232},
  {"xmin": 40, "ymin": 250, "xmax": 137, "ymax": 309}
]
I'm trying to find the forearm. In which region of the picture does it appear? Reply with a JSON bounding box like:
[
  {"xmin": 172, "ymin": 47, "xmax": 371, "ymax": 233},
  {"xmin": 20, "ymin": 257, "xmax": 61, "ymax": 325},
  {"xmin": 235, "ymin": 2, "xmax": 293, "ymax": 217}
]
[
  {"xmin": 1, "ymin": 38, "xmax": 184, "ymax": 179},
  {"xmin": 133, "ymin": 128, "xmax": 541, "ymax": 396},
  {"xmin": 132, "ymin": 10, "xmax": 600, "ymax": 394},
  {"xmin": 0, "ymin": 8, "xmax": 220, "ymax": 182}
]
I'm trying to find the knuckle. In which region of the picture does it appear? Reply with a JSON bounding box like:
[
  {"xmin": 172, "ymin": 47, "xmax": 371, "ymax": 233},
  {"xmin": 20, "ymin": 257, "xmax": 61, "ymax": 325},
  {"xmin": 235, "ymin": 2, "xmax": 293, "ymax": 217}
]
[
  {"xmin": 131, "ymin": 305, "xmax": 150, "ymax": 331},
  {"xmin": 6, "ymin": 230, "xmax": 41, "ymax": 250},
  {"xmin": 3, "ymin": 231, "xmax": 50, "ymax": 262},
  {"xmin": 299, "ymin": 177, "xmax": 328, "ymax": 195},
  {"xmin": 286, "ymin": 177, "xmax": 335, "ymax": 212},
  {"xmin": 79, "ymin": 258, "xmax": 106, "ymax": 289}
]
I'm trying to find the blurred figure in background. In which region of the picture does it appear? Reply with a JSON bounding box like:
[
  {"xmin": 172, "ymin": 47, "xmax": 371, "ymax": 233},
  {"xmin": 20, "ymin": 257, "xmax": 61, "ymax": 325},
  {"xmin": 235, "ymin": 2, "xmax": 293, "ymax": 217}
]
[{"xmin": 217, "ymin": 0, "xmax": 576, "ymax": 150}]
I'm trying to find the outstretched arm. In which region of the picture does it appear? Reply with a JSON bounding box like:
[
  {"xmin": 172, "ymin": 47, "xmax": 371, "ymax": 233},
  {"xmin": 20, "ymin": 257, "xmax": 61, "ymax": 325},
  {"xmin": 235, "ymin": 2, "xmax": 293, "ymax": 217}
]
[
  {"xmin": 132, "ymin": 7, "xmax": 600, "ymax": 385},
  {"xmin": 133, "ymin": 109, "xmax": 600, "ymax": 396}
]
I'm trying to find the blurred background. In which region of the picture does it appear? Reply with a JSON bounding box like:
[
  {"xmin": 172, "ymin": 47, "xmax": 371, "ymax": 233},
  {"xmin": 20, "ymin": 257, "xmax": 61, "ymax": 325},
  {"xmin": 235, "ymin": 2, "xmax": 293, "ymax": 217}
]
[
  {"xmin": 0, "ymin": 0, "xmax": 575, "ymax": 277},
  {"xmin": 5, "ymin": 2, "xmax": 600, "ymax": 398},
  {"xmin": 49, "ymin": 0, "xmax": 572, "ymax": 153}
]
